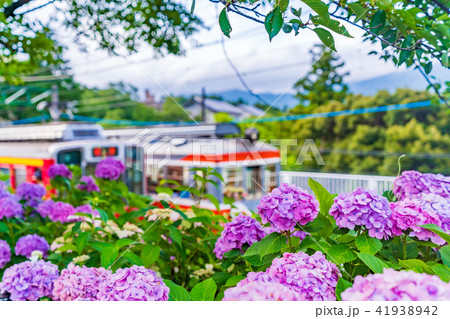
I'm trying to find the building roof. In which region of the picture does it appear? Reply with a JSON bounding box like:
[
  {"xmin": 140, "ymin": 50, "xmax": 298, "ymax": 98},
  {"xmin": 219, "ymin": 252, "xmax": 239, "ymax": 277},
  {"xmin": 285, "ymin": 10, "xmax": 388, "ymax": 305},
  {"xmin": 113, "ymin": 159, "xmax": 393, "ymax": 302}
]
[{"xmin": 237, "ymin": 103, "xmax": 265, "ymax": 117}]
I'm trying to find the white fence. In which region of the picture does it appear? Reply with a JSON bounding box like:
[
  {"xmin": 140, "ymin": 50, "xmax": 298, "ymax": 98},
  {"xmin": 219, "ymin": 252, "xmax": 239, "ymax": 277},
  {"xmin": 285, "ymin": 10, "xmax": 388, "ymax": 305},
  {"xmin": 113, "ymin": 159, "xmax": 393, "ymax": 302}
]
[{"xmin": 280, "ymin": 171, "xmax": 395, "ymax": 194}]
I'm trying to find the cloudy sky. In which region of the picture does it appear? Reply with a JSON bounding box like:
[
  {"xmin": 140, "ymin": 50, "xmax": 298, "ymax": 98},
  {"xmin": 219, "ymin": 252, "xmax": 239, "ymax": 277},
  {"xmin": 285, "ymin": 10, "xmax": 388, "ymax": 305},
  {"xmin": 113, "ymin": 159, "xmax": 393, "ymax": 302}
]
[{"xmin": 26, "ymin": 0, "xmax": 443, "ymax": 99}]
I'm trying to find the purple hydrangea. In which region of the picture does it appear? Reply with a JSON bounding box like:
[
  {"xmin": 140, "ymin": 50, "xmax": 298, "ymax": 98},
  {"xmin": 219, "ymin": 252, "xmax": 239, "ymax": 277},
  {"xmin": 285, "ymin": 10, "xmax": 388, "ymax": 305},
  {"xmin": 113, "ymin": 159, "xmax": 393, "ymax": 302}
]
[
  {"xmin": 419, "ymin": 193, "xmax": 450, "ymax": 233},
  {"xmin": 0, "ymin": 181, "xmax": 10, "ymax": 199},
  {"xmin": 341, "ymin": 269, "xmax": 450, "ymax": 301},
  {"xmin": 95, "ymin": 157, "xmax": 126, "ymax": 180},
  {"xmin": 36, "ymin": 199, "xmax": 55, "ymax": 218},
  {"xmin": 0, "ymin": 260, "xmax": 59, "ymax": 301},
  {"xmin": 15, "ymin": 182, "xmax": 46, "ymax": 208},
  {"xmin": 0, "ymin": 196, "xmax": 24, "ymax": 219},
  {"xmin": 77, "ymin": 176, "xmax": 100, "ymax": 192},
  {"xmin": 48, "ymin": 164, "xmax": 73, "ymax": 179},
  {"xmin": 98, "ymin": 265, "xmax": 169, "ymax": 301},
  {"xmin": 0, "ymin": 240, "xmax": 11, "ymax": 269},
  {"xmin": 394, "ymin": 171, "xmax": 450, "ymax": 200},
  {"xmin": 214, "ymin": 214, "xmax": 266, "ymax": 259},
  {"xmin": 390, "ymin": 200, "xmax": 445, "ymax": 245},
  {"xmin": 15, "ymin": 234, "xmax": 50, "ymax": 258},
  {"xmin": 257, "ymin": 183, "xmax": 319, "ymax": 232},
  {"xmin": 52, "ymin": 263, "xmax": 112, "ymax": 301},
  {"xmin": 48, "ymin": 201, "xmax": 76, "ymax": 223},
  {"xmin": 75, "ymin": 204, "xmax": 100, "ymax": 217},
  {"xmin": 223, "ymin": 281, "xmax": 304, "ymax": 301},
  {"xmin": 329, "ymin": 187, "xmax": 393, "ymax": 240}
]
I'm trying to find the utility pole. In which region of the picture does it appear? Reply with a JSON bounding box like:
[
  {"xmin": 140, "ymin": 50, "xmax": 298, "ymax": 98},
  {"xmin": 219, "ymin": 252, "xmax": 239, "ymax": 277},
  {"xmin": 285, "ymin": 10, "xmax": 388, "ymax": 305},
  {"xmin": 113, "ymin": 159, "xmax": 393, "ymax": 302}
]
[
  {"xmin": 49, "ymin": 84, "xmax": 61, "ymax": 121},
  {"xmin": 201, "ymin": 87, "xmax": 206, "ymax": 123}
]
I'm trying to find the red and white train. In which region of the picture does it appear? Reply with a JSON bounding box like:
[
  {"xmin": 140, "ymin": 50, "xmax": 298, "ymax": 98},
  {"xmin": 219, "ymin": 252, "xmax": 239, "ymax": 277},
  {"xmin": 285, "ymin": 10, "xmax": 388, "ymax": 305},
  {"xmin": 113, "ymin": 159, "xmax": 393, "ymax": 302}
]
[{"xmin": 0, "ymin": 122, "xmax": 280, "ymax": 210}]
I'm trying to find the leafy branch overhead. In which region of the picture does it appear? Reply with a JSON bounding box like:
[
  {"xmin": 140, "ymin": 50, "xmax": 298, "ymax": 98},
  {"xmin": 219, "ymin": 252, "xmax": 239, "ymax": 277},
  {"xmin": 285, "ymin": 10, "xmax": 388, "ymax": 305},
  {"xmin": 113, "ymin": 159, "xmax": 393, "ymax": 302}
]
[{"xmin": 213, "ymin": 0, "xmax": 449, "ymax": 84}]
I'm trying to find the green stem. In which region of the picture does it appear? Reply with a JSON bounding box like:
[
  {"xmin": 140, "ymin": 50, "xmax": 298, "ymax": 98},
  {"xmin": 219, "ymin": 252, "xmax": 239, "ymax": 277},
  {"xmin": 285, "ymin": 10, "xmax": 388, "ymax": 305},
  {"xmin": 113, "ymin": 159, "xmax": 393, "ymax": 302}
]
[
  {"xmin": 402, "ymin": 234, "xmax": 407, "ymax": 260},
  {"xmin": 425, "ymin": 246, "xmax": 431, "ymax": 262},
  {"xmin": 288, "ymin": 230, "xmax": 292, "ymax": 253}
]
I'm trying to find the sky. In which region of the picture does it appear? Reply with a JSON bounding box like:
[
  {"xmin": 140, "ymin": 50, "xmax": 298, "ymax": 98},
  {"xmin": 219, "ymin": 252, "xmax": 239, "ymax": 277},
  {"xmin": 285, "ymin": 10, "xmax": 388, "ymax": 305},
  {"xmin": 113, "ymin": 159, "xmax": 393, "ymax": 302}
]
[{"xmin": 24, "ymin": 0, "xmax": 445, "ymax": 100}]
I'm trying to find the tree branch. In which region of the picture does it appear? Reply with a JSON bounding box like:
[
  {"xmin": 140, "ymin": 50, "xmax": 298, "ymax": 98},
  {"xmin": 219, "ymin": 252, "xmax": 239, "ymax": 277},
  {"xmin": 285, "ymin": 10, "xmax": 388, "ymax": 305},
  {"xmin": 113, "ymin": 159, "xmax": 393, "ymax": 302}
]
[
  {"xmin": 16, "ymin": 0, "xmax": 57, "ymax": 16},
  {"xmin": 414, "ymin": 62, "xmax": 449, "ymax": 107},
  {"xmin": 3, "ymin": 0, "xmax": 34, "ymax": 18},
  {"xmin": 429, "ymin": 0, "xmax": 450, "ymax": 14}
]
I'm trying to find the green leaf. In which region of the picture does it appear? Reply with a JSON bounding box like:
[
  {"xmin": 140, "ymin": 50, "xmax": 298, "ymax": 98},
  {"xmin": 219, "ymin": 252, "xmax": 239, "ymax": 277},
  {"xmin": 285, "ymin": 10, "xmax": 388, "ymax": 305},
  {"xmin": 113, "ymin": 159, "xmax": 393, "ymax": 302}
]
[
  {"xmin": 225, "ymin": 275, "xmax": 246, "ymax": 287},
  {"xmin": 243, "ymin": 241, "xmax": 279, "ymax": 266},
  {"xmin": 430, "ymin": 264, "xmax": 450, "ymax": 282},
  {"xmin": 75, "ymin": 232, "xmax": 91, "ymax": 253},
  {"xmin": 440, "ymin": 245, "xmax": 450, "ymax": 268},
  {"xmin": 357, "ymin": 252, "xmax": 388, "ymax": 273},
  {"xmin": 399, "ymin": 259, "xmax": 434, "ymax": 274},
  {"xmin": 265, "ymin": 7, "xmax": 283, "ymax": 42},
  {"xmin": 348, "ymin": 3, "xmax": 366, "ymax": 21},
  {"xmin": 57, "ymin": 244, "xmax": 77, "ymax": 252},
  {"xmin": 115, "ymin": 238, "xmax": 135, "ymax": 250},
  {"xmin": 302, "ymin": 0, "xmax": 330, "ymax": 21},
  {"xmin": 310, "ymin": 17, "xmax": 353, "ymax": 38},
  {"xmin": 101, "ymin": 247, "xmax": 119, "ymax": 268},
  {"xmin": 420, "ymin": 224, "xmax": 450, "ymax": 244},
  {"xmin": 308, "ymin": 178, "xmax": 334, "ymax": 215},
  {"xmin": 90, "ymin": 241, "xmax": 114, "ymax": 252},
  {"xmin": 169, "ymin": 226, "xmax": 182, "ymax": 247},
  {"xmin": 0, "ymin": 222, "xmax": 8, "ymax": 233},
  {"xmin": 326, "ymin": 244, "xmax": 357, "ymax": 264},
  {"xmin": 277, "ymin": 0, "xmax": 290, "ymax": 12},
  {"xmin": 141, "ymin": 245, "xmax": 160, "ymax": 267},
  {"xmin": 312, "ymin": 27, "xmax": 336, "ymax": 51},
  {"xmin": 122, "ymin": 251, "xmax": 143, "ymax": 266},
  {"xmin": 355, "ymin": 233, "xmax": 382, "ymax": 255},
  {"xmin": 303, "ymin": 214, "xmax": 334, "ymax": 237},
  {"xmin": 204, "ymin": 194, "xmax": 220, "ymax": 212},
  {"xmin": 370, "ymin": 10, "xmax": 386, "ymax": 35},
  {"xmin": 96, "ymin": 208, "xmax": 108, "ymax": 224},
  {"xmin": 219, "ymin": 8, "xmax": 232, "ymax": 38},
  {"xmin": 190, "ymin": 0, "xmax": 195, "ymax": 15},
  {"xmin": 335, "ymin": 277, "xmax": 352, "ymax": 301},
  {"xmin": 190, "ymin": 278, "xmax": 217, "ymax": 301},
  {"xmin": 164, "ymin": 279, "xmax": 192, "ymax": 301},
  {"xmin": 259, "ymin": 232, "xmax": 288, "ymax": 256}
]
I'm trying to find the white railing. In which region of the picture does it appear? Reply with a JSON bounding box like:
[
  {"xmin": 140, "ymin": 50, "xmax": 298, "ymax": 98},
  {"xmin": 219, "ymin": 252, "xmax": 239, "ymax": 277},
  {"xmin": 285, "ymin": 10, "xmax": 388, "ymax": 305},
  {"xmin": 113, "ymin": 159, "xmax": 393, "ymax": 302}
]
[{"xmin": 280, "ymin": 171, "xmax": 395, "ymax": 194}]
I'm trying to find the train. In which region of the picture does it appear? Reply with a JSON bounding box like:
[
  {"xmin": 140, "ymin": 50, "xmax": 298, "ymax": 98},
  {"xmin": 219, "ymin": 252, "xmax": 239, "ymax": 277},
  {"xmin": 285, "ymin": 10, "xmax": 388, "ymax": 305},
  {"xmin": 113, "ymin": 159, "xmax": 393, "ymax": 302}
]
[{"xmin": 0, "ymin": 122, "xmax": 281, "ymax": 210}]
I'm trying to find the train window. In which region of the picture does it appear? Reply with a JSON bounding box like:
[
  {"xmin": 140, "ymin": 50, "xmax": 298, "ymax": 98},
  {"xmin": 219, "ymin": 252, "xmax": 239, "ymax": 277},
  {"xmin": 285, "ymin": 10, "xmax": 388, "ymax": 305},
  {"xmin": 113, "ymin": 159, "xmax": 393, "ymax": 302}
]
[
  {"xmin": 125, "ymin": 146, "xmax": 143, "ymax": 194},
  {"xmin": 14, "ymin": 168, "xmax": 26, "ymax": 187},
  {"xmin": 224, "ymin": 167, "xmax": 243, "ymax": 188},
  {"xmin": 57, "ymin": 150, "xmax": 82, "ymax": 166},
  {"xmin": 265, "ymin": 164, "xmax": 278, "ymax": 192},
  {"xmin": 245, "ymin": 166, "xmax": 263, "ymax": 199},
  {"xmin": 146, "ymin": 165, "xmax": 165, "ymax": 193},
  {"xmin": 0, "ymin": 168, "xmax": 10, "ymax": 186}
]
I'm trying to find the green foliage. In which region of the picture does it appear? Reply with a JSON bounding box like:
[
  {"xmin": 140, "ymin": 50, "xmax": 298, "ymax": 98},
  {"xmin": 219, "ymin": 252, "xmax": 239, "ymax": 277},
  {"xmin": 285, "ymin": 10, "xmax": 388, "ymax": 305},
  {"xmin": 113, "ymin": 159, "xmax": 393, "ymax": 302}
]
[{"xmin": 190, "ymin": 278, "xmax": 217, "ymax": 301}]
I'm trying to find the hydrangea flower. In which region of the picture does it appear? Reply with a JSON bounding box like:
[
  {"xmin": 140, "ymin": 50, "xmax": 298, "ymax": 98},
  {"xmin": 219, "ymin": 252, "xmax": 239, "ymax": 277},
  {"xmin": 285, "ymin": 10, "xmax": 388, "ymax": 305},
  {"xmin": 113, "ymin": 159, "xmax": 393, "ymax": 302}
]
[
  {"xmin": 77, "ymin": 176, "xmax": 100, "ymax": 192},
  {"xmin": 48, "ymin": 164, "xmax": 73, "ymax": 179},
  {"xmin": 75, "ymin": 204, "xmax": 99, "ymax": 217},
  {"xmin": 390, "ymin": 200, "xmax": 445, "ymax": 245},
  {"xmin": 36, "ymin": 199, "xmax": 55, "ymax": 218},
  {"xmin": 0, "ymin": 240, "xmax": 11, "ymax": 269},
  {"xmin": 341, "ymin": 269, "xmax": 450, "ymax": 301},
  {"xmin": 394, "ymin": 171, "xmax": 450, "ymax": 200},
  {"xmin": 329, "ymin": 187, "xmax": 393, "ymax": 239},
  {"xmin": 97, "ymin": 265, "xmax": 169, "ymax": 301},
  {"xmin": 0, "ymin": 181, "xmax": 10, "ymax": 199},
  {"xmin": 223, "ymin": 281, "xmax": 304, "ymax": 301},
  {"xmin": 15, "ymin": 234, "xmax": 50, "ymax": 258},
  {"xmin": 0, "ymin": 196, "xmax": 23, "ymax": 219},
  {"xmin": 0, "ymin": 260, "xmax": 59, "ymax": 301},
  {"xmin": 48, "ymin": 201, "xmax": 76, "ymax": 223},
  {"xmin": 265, "ymin": 251, "xmax": 340, "ymax": 301},
  {"xmin": 53, "ymin": 263, "xmax": 112, "ymax": 301},
  {"xmin": 214, "ymin": 214, "xmax": 266, "ymax": 259},
  {"xmin": 257, "ymin": 183, "xmax": 319, "ymax": 232},
  {"xmin": 15, "ymin": 182, "xmax": 46, "ymax": 208},
  {"xmin": 419, "ymin": 193, "xmax": 450, "ymax": 233},
  {"xmin": 95, "ymin": 157, "xmax": 126, "ymax": 180}
]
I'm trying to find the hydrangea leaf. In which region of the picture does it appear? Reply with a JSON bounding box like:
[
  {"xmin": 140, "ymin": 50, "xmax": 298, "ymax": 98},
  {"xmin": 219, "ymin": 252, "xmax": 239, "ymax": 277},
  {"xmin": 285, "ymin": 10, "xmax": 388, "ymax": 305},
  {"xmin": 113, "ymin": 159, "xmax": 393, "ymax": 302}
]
[
  {"xmin": 141, "ymin": 245, "xmax": 160, "ymax": 268},
  {"xmin": 355, "ymin": 233, "xmax": 382, "ymax": 255},
  {"xmin": 335, "ymin": 277, "xmax": 352, "ymax": 301},
  {"xmin": 101, "ymin": 247, "xmax": 119, "ymax": 268},
  {"xmin": 190, "ymin": 278, "xmax": 217, "ymax": 301},
  {"xmin": 259, "ymin": 232, "xmax": 288, "ymax": 256},
  {"xmin": 225, "ymin": 275, "xmax": 246, "ymax": 287},
  {"xmin": 122, "ymin": 251, "xmax": 143, "ymax": 266},
  {"xmin": 308, "ymin": 178, "xmax": 334, "ymax": 216},
  {"xmin": 399, "ymin": 259, "xmax": 434, "ymax": 275},
  {"xmin": 115, "ymin": 238, "xmax": 135, "ymax": 250},
  {"xmin": 430, "ymin": 264, "xmax": 450, "ymax": 283},
  {"xmin": 163, "ymin": 279, "xmax": 192, "ymax": 301},
  {"xmin": 0, "ymin": 222, "xmax": 7, "ymax": 233},
  {"xmin": 169, "ymin": 225, "xmax": 183, "ymax": 247},
  {"xmin": 357, "ymin": 252, "xmax": 388, "ymax": 273},
  {"xmin": 420, "ymin": 224, "xmax": 450, "ymax": 245},
  {"xmin": 75, "ymin": 232, "xmax": 91, "ymax": 253},
  {"xmin": 325, "ymin": 244, "xmax": 357, "ymax": 264},
  {"xmin": 243, "ymin": 241, "xmax": 279, "ymax": 266},
  {"xmin": 439, "ymin": 245, "xmax": 450, "ymax": 269}
]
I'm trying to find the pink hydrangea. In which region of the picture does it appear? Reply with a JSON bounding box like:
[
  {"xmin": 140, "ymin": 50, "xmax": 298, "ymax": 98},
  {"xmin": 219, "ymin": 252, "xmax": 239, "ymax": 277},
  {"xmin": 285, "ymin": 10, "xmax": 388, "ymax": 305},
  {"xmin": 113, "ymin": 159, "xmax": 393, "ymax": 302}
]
[
  {"xmin": 15, "ymin": 234, "xmax": 50, "ymax": 258},
  {"xmin": 0, "ymin": 196, "xmax": 23, "ymax": 219},
  {"xmin": 15, "ymin": 182, "xmax": 46, "ymax": 208},
  {"xmin": 95, "ymin": 157, "xmax": 125, "ymax": 180},
  {"xmin": 394, "ymin": 171, "xmax": 450, "ymax": 200},
  {"xmin": 48, "ymin": 164, "xmax": 73, "ymax": 179},
  {"xmin": 341, "ymin": 269, "xmax": 450, "ymax": 301},
  {"xmin": 214, "ymin": 214, "xmax": 266, "ymax": 259},
  {"xmin": 329, "ymin": 187, "xmax": 393, "ymax": 239},
  {"xmin": 419, "ymin": 193, "xmax": 450, "ymax": 233},
  {"xmin": 257, "ymin": 183, "xmax": 319, "ymax": 232},
  {"xmin": 53, "ymin": 263, "xmax": 112, "ymax": 300},
  {"xmin": 0, "ymin": 240, "xmax": 11, "ymax": 269},
  {"xmin": 223, "ymin": 281, "xmax": 304, "ymax": 301},
  {"xmin": 37, "ymin": 199, "xmax": 55, "ymax": 218},
  {"xmin": 0, "ymin": 260, "xmax": 59, "ymax": 301},
  {"xmin": 98, "ymin": 265, "xmax": 169, "ymax": 301},
  {"xmin": 390, "ymin": 200, "xmax": 445, "ymax": 245},
  {"xmin": 77, "ymin": 176, "xmax": 100, "ymax": 192},
  {"xmin": 48, "ymin": 201, "xmax": 76, "ymax": 223}
]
